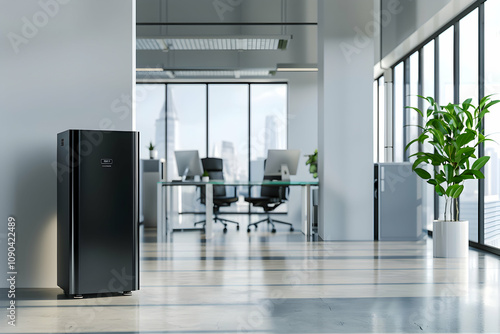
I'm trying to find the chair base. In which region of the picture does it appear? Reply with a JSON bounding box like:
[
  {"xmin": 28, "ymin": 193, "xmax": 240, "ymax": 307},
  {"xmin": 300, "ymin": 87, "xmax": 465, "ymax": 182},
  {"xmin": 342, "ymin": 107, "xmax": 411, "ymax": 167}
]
[
  {"xmin": 194, "ymin": 215, "xmax": 240, "ymax": 233},
  {"xmin": 247, "ymin": 215, "xmax": 294, "ymax": 233}
]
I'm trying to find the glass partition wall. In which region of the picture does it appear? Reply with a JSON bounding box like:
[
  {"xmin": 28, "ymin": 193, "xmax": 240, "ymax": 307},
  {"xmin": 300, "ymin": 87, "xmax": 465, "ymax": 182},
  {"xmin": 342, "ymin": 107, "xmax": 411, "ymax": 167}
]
[
  {"xmin": 136, "ymin": 82, "xmax": 288, "ymax": 213},
  {"xmin": 380, "ymin": 0, "xmax": 500, "ymax": 254}
]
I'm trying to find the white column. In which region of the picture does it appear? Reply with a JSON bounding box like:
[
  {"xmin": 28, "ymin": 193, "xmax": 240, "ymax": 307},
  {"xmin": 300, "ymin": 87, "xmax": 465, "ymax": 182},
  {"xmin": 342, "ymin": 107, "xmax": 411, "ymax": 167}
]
[{"xmin": 318, "ymin": 0, "xmax": 375, "ymax": 240}]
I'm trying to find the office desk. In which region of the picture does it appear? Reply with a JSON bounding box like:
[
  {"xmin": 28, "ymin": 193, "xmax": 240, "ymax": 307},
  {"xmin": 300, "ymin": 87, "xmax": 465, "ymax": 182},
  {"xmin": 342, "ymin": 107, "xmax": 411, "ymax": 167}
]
[{"xmin": 157, "ymin": 180, "xmax": 318, "ymax": 240}]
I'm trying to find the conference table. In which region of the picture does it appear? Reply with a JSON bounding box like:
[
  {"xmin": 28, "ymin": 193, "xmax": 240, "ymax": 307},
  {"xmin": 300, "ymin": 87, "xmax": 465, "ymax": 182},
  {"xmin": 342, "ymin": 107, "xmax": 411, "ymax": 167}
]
[{"xmin": 157, "ymin": 180, "xmax": 319, "ymax": 240}]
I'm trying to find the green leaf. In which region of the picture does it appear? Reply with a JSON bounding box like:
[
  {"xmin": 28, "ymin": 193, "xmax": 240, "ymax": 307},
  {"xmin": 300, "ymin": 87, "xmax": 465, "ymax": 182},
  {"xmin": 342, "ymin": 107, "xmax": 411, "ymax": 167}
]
[
  {"xmin": 405, "ymin": 106, "xmax": 424, "ymax": 117},
  {"xmin": 435, "ymin": 184, "xmax": 445, "ymax": 196},
  {"xmin": 426, "ymin": 106, "xmax": 434, "ymax": 118},
  {"xmin": 412, "ymin": 157, "xmax": 429, "ymax": 170},
  {"xmin": 463, "ymin": 169, "xmax": 485, "ymax": 179},
  {"xmin": 405, "ymin": 137, "xmax": 420, "ymax": 152},
  {"xmin": 472, "ymin": 156, "xmax": 490, "ymax": 170},
  {"xmin": 446, "ymin": 184, "xmax": 464, "ymax": 198},
  {"xmin": 443, "ymin": 164, "xmax": 455, "ymax": 181},
  {"xmin": 456, "ymin": 132, "xmax": 475, "ymax": 149},
  {"xmin": 484, "ymin": 99, "xmax": 500, "ymax": 111},
  {"xmin": 435, "ymin": 173, "xmax": 446, "ymax": 184},
  {"xmin": 459, "ymin": 171, "xmax": 476, "ymax": 180},
  {"xmin": 428, "ymin": 119, "xmax": 449, "ymax": 135},
  {"xmin": 462, "ymin": 98, "xmax": 472, "ymax": 110},
  {"xmin": 428, "ymin": 128, "xmax": 445, "ymax": 147},
  {"xmin": 414, "ymin": 168, "xmax": 431, "ymax": 180},
  {"xmin": 456, "ymin": 146, "xmax": 475, "ymax": 158},
  {"xmin": 427, "ymin": 179, "xmax": 438, "ymax": 186},
  {"xmin": 479, "ymin": 94, "xmax": 494, "ymax": 109}
]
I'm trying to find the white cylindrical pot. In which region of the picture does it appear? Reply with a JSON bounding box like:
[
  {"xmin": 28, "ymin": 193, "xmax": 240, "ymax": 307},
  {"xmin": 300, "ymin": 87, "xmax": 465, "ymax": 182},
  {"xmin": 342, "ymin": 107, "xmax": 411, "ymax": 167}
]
[
  {"xmin": 149, "ymin": 150, "xmax": 157, "ymax": 159},
  {"xmin": 433, "ymin": 220, "xmax": 469, "ymax": 258},
  {"xmin": 202, "ymin": 176, "xmax": 209, "ymax": 182}
]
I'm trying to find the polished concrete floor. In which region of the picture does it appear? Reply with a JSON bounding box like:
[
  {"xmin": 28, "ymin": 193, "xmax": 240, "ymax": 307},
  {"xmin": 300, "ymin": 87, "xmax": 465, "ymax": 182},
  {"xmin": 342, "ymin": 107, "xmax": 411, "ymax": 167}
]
[{"xmin": 4, "ymin": 216, "xmax": 500, "ymax": 333}]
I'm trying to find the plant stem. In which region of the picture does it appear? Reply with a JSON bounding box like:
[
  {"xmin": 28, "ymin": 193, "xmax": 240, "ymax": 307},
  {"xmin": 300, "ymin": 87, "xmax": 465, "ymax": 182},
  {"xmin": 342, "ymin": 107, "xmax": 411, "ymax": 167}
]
[
  {"xmin": 455, "ymin": 197, "xmax": 459, "ymax": 222},
  {"xmin": 444, "ymin": 198, "xmax": 448, "ymax": 221}
]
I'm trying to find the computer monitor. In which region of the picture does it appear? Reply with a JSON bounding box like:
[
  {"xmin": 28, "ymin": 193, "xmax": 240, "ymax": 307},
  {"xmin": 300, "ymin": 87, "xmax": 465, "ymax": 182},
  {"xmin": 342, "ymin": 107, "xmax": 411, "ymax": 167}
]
[
  {"xmin": 264, "ymin": 149, "xmax": 301, "ymax": 181},
  {"xmin": 174, "ymin": 150, "xmax": 204, "ymax": 180}
]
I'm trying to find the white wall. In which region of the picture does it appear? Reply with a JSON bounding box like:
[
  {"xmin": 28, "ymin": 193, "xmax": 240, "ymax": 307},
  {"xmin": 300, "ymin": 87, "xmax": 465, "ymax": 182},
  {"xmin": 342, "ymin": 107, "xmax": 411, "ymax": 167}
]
[
  {"xmin": 318, "ymin": 0, "xmax": 374, "ymax": 240},
  {"xmin": 0, "ymin": 0, "xmax": 135, "ymax": 288},
  {"xmin": 283, "ymin": 72, "xmax": 318, "ymax": 230}
]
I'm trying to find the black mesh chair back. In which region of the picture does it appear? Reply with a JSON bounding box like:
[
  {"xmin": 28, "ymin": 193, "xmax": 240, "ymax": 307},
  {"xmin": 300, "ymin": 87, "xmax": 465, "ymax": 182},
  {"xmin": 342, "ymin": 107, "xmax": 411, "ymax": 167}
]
[
  {"xmin": 201, "ymin": 158, "xmax": 226, "ymax": 197},
  {"xmin": 261, "ymin": 175, "xmax": 288, "ymax": 200},
  {"xmin": 244, "ymin": 159, "xmax": 293, "ymax": 232},
  {"xmin": 260, "ymin": 159, "xmax": 288, "ymax": 200},
  {"xmin": 195, "ymin": 157, "xmax": 240, "ymax": 232}
]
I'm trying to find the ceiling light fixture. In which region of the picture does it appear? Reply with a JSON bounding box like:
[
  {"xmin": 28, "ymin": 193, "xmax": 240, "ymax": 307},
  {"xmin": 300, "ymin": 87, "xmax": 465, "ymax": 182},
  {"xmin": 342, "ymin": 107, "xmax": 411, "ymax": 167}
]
[
  {"xmin": 276, "ymin": 64, "xmax": 318, "ymax": 72},
  {"xmin": 137, "ymin": 36, "xmax": 290, "ymax": 51},
  {"xmin": 173, "ymin": 70, "xmax": 272, "ymax": 78},
  {"xmin": 136, "ymin": 70, "xmax": 175, "ymax": 79},
  {"xmin": 136, "ymin": 68, "xmax": 164, "ymax": 72},
  {"xmin": 136, "ymin": 69, "xmax": 272, "ymax": 79}
]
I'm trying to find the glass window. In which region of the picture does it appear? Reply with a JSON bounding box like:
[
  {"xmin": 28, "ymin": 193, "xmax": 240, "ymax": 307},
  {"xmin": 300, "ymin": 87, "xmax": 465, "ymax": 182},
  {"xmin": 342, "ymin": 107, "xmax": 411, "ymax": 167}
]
[
  {"xmin": 373, "ymin": 80, "xmax": 378, "ymax": 162},
  {"xmin": 439, "ymin": 27, "xmax": 454, "ymax": 105},
  {"xmin": 250, "ymin": 84, "xmax": 287, "ymax": 181},
  {"xmin": 405, "ymin": 52, "xmax": 419, "ymax": 162},
  {"xmin": 484, "ymin": 0, "xmax": 500, "ymax": 248},
  {"xmin": 208, "ymin": 84, "xmax": 249, "ymax": 184},
  {"xmin": 166, "ymin": 84, "xmax": 207, "ymax": 180},
  {"xmin": 135, "ymin": 84, "xmax": 166, "ymax": 161},
  {"xmin": 422, "ymin": 41, "xmax": 435, "ymax": 98},
  {"xmin": 459, "ymin": 9, "xmax": 479, "ymax": 242},
  {"xmin": 137, "ymin": 83, "xmax": 288, "ymax": 214},
  {"xmin": 378, "ymin": 77, "xmax": 386, "ymax": 163},
  {"xmin": 438, "ymin": 27, "xmax": 455, "ymax": 220},
  {"xmin": 250, "ymin": 84, "xmax": 288, "ymax": 211},
  {"xmin": 393, "ymin": 63, "xmax": 404, "ymax": 162},
  {"xmin": 422, "ymin": 41, "xmax": 436, "ymax": 231}
]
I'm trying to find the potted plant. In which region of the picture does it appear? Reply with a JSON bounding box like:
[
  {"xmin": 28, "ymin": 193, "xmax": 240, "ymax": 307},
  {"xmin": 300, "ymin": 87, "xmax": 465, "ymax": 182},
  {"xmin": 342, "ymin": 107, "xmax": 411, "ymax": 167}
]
[
  {"xmin": 305, "ymin": 149, "xmax": 318, "ymax": 179},
  {"xmin": 201, "ymin": 171, "xmax": 210, "ymax": 182},
  {"xmin": 406, "ymin": 95, "xmax": 498, "ymax": 257},
  {"xmin": 147, "ymin": 141, "xmax": 157, "ymax": 159}
]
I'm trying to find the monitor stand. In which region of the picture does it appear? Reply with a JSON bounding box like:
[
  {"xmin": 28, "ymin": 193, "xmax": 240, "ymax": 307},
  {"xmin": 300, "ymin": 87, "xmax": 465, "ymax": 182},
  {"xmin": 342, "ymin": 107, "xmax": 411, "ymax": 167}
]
[
  {"xmin": 280, "ymin": 164, "xmax": 290, "ymax": 182},
  {"xmin": 181, "ymin": 167, "xmax": 189, "ymax": 182}
]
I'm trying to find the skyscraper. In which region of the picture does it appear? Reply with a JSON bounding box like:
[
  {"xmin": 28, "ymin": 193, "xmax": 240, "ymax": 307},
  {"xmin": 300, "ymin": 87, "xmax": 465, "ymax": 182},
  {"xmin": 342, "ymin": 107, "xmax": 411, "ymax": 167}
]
[{"xmin": 155, "ymin": 89, "xmax": 179, "ymax": 180}]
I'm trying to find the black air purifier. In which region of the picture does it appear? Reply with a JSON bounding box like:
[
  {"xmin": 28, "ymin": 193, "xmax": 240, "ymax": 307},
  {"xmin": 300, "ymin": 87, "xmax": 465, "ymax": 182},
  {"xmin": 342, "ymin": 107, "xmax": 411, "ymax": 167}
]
[{"xmin": 57, "ymin": 130, "xmax": 139, "ymax": 298}]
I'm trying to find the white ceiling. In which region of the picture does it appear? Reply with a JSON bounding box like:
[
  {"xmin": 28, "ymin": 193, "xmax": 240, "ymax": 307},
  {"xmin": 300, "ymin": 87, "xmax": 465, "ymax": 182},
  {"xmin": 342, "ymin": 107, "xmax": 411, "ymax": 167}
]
[{"xmin": 136, "ymin": 0, "xmax": 318, "ymax": 78}]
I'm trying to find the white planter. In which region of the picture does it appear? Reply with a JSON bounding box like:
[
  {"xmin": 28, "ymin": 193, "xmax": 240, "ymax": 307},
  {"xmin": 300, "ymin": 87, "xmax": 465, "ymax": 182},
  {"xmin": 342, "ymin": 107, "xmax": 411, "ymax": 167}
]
[
  {"xmin": 433, "ymin": 220, "xmax": 469, "ymax": 258},
  {"xmin": 149, "ymin": 150, "xmax": 157, "ymax": 159},
  {"xmin": 202, "ymin": 176, "xmax": 209, "ymax": 182}
]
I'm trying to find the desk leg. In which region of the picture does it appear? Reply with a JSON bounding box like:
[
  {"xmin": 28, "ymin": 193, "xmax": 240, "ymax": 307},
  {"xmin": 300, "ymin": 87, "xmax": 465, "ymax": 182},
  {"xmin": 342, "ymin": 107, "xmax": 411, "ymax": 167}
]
[
  {"xmin": 302, "ymin": 184, "xmax": 312, "ymax": 238},
  {"xmin": 306, "ymin": 184, "xmax": 311, "ymax": 238},
  {"xmin": 205, "ymin": 183, "xmax": 213, "ymax": 239},
  {"xmin": 157, "ymin": 183, "xmax": 165, "ymax": 243},
  {"xmin": 168, "ymin": 186, "xmax": 175, "ymax": 233}
]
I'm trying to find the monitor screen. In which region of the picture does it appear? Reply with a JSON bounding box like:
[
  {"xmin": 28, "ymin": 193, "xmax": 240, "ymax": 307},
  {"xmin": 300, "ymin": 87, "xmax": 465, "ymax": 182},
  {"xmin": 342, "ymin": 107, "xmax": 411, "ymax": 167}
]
[
  {"xmin": 264, "ymin": 149, "xmax": 301, "ymax": 176},
  {"xmin": 174, "ymin": 150, "xmax": 203, "ymax": 177}
]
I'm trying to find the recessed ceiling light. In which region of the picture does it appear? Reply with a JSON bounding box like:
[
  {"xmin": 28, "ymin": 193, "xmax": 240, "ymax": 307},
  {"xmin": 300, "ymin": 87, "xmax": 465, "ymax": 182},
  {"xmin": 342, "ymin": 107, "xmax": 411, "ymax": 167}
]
[{"xmin": 137, "ymin": 36, "xmax": 290, "ymax": 51}]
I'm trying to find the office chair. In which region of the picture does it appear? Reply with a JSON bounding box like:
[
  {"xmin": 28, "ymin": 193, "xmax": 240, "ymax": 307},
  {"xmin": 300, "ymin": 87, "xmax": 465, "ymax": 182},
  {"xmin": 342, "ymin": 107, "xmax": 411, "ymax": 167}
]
[
  {"xmin": 244, "ymin": 173, "xmax": 294, "ymax": 233},
  {"xmin": 194, "ymin": 158, "xmax": 240, "ymax": 232}
]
